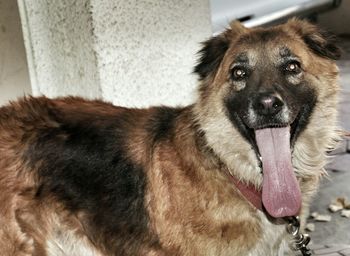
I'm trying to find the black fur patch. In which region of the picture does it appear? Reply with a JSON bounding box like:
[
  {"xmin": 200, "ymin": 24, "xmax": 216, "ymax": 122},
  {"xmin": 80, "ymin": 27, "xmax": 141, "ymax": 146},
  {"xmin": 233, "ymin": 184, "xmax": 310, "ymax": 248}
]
[
  {"xmin": 290, "ymin": 97, "xmax": 317, "ymax": 146},
  {"xmin": 194, "ymin": 35, "xmax": 230, "ymax": 80},
  {"xmin": 224, "ymin": 97, "xmax": 259, "ymax": 153},
  {"xmin": 303, "ymin": 30, "xmax": 342, "ymax": 60},
  {"xmin": 146, "ymin": 107, "xmax": 183, "ymax": 144},
  {"xmin": 25, "ymin": 101, "xmax": 158, "ymax": 255}
]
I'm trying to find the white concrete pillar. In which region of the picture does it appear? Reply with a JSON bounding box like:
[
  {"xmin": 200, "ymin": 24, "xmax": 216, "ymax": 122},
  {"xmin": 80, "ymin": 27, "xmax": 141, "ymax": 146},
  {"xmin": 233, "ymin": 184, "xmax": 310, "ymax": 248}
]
[
  {"xmin": 17, "ymin": 0, "xmax": 211, "ymax": 107},
  {"xmin": 0, "ymin": 0, "xmax": 31, "ymax": 106},
  {"xmin": 17, "ymin": 0, "xmax": 102, "ymax": 99}
]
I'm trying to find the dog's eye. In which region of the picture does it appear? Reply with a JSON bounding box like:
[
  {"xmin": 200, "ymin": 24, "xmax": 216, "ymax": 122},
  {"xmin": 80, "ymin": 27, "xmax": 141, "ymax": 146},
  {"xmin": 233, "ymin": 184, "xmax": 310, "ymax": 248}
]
[
  {"xmin": 231, "ymin": 67, "xmax": 247, "ymax": 80},
  {"xmin": 285, "ymin": 61, "xmax": 301, "ymax": 73}
]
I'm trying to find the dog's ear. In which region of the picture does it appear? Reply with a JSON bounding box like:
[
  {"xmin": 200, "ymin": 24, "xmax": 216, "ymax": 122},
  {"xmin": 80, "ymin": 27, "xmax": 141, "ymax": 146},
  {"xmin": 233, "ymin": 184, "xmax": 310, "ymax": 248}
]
[
  {"xmin": 194, "ymin": 21, "xmax": 247, "ymax": 80},
  {"xmin": 286, "ymin": 18, "xmax": 341, "ymax": 60}
]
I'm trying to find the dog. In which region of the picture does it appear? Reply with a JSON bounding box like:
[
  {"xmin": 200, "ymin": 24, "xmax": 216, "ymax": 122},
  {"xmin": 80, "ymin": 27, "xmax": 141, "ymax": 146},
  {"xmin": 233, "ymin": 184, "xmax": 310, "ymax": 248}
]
[{"xmin": 0, "ymin": 18, "xmax": 342, "ymax": 255}]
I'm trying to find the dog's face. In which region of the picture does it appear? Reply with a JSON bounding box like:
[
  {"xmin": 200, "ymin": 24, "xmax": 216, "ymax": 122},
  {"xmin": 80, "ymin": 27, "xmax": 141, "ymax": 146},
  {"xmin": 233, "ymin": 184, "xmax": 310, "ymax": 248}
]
[{"xmin": 194, "ymin": 19, "xmax": 341, "ymax": 218}]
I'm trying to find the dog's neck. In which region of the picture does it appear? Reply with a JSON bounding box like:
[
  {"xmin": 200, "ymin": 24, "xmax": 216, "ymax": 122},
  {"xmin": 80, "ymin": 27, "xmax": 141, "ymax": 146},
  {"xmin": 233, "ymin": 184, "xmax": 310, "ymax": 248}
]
[
  {"xmin": 227, "ymin": 173, "xmax": 263, "ymax": 211},
  {"xmin": 175, "ymin": 108, "xmax": 263, "ymax": 212},
  {"xmin": 173, "ymin": 107, "xmax": 220, "ymax": 168}
]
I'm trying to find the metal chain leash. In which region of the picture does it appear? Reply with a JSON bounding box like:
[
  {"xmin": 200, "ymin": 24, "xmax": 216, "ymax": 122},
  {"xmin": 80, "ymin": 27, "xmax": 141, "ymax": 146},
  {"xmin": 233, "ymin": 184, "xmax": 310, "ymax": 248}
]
[{"xmin": 285, "ymin": 216, "xmax": 312, "ymax": 256}]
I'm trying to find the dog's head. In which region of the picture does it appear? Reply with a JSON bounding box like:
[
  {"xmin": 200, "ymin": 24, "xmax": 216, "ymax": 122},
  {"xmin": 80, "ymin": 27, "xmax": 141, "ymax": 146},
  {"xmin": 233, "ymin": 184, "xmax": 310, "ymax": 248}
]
[{"xmin": 194, "ymin": 19, "xmax": 341, "ymax": 218}]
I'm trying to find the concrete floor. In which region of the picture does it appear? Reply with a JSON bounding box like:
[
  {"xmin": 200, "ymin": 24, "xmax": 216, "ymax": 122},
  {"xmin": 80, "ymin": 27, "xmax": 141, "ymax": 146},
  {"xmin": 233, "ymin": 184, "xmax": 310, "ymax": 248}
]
[{"xmin": 308, "ymin": 35, "xmax": 350, "ymax": 248}]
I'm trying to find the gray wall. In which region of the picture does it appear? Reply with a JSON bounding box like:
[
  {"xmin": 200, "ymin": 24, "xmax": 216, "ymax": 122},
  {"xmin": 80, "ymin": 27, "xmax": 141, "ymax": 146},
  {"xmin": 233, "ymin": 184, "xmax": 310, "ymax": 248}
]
[{"xmin": 0, "ymin": 0, "xmax": 31, "ymax": 106}]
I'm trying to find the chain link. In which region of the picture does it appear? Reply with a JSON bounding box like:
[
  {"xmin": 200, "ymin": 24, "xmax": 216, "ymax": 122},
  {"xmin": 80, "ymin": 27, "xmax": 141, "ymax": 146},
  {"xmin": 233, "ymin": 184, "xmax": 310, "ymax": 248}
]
[{"xmin": 285, "ymin": 216, "xmax": 312, "ymax": 256}]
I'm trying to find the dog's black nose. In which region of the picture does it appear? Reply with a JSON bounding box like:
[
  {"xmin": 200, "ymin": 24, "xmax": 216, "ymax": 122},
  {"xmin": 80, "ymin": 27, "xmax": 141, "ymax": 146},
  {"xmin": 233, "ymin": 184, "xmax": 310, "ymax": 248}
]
[{"xmin": 255, "ymin": 95, "xmax": 284, "ymax": 116}]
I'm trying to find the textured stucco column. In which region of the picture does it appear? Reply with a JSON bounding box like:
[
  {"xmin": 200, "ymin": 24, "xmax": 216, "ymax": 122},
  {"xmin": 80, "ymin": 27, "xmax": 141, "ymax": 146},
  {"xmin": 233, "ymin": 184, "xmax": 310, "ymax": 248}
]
[{"xmin": 17, "ymin": 0, "xmax": 211, "ymax": 107}]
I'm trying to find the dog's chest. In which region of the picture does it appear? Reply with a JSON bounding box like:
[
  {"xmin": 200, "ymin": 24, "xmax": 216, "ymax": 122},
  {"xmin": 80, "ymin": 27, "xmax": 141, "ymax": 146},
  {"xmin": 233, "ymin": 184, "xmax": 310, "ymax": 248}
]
[
  {"xmin": 248, "ymin": 212, "xmax": 290, "ymax": 256},
  {"xmin": 148, "ymin": 176, "xmax": 290, "ymax": 255}
]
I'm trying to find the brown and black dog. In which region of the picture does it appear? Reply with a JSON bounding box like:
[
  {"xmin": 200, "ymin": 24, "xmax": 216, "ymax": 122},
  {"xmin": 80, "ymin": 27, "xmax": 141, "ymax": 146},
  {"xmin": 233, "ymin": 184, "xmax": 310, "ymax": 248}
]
[{"xmin": 0, "ymin": 19, "xmax": 342, "ymax": 255}]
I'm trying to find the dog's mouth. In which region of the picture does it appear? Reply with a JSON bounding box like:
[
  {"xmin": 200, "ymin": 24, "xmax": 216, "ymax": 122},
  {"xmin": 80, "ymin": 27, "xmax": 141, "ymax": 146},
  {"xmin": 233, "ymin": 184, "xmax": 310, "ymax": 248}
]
[
  {"xmin": 244, "ymin": 112, "xmax": 301, "ymax": 154},
  {"xmin": 241, "ymin": 115, "xmax": 302, "ymax": 218}
]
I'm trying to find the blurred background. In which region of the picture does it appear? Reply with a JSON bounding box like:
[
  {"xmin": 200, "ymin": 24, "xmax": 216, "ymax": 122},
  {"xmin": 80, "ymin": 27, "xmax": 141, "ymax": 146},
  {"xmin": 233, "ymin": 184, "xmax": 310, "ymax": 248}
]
[{"xmin": 0, "ymin": 0, "xmax": 349, "ymax": 251}]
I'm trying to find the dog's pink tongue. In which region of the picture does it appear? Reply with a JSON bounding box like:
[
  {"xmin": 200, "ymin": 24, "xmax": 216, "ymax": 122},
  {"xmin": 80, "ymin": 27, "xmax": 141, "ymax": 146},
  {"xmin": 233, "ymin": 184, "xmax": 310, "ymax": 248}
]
[{"xmin": 255, "ymin": 127, "xmax": 301, "ymax": 218}]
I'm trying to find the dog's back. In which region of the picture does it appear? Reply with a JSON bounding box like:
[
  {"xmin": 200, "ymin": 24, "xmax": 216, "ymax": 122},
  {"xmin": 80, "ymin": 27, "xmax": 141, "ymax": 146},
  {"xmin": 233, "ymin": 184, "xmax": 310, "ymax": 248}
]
[{"xmin": 0, "ymin": 97, "xmax": 166, "ymax": 255}]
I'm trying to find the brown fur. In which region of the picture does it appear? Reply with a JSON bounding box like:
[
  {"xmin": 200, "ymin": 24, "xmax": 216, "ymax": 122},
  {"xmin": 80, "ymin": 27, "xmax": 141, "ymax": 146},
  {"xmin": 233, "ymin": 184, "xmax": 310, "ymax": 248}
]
[{"xmin": 0, "ymin": 19, "xmax": 341, "ymax": 255}]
